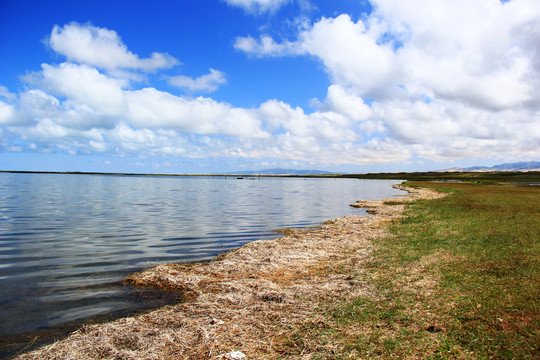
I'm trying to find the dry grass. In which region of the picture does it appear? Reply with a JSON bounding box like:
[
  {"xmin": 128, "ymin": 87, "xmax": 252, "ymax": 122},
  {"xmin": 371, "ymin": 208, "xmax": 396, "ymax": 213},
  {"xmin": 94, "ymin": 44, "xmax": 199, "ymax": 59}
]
[{"xmin": 15, "ymin": 185, "xmax": 443, "ymax": 360}]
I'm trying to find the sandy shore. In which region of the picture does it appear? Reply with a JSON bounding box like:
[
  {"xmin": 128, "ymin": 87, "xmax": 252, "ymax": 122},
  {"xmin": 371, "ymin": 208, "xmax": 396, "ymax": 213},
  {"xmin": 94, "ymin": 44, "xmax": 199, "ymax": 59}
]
[{"xmin": 15, "ymin": 184, "xmax": 444, "ymax": 360}]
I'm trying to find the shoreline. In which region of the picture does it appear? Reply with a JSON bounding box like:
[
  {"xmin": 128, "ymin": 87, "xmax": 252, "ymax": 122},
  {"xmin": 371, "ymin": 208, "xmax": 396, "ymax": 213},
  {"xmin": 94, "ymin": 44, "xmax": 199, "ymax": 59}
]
[{"xmin": 14, "ymin": 184, "xmax": 444, "ymax": 359}]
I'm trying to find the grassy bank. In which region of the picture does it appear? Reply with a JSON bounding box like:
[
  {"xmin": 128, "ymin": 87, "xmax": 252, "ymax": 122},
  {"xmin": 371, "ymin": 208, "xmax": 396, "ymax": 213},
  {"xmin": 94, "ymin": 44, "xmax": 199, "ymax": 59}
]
[
  {"xmin": 342, "ymin": 171, "xmax": 540, "ymax": 183},
  {"xmin": 327, "ymin": 182, "xmax": 539, "ymax": 359}
]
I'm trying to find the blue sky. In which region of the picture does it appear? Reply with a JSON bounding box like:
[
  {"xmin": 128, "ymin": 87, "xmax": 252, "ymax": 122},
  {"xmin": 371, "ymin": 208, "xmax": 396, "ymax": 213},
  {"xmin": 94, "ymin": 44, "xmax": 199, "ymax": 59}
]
[{"xmin": 1, "ymin": 0, "xmax": 539, "ymax": 174}]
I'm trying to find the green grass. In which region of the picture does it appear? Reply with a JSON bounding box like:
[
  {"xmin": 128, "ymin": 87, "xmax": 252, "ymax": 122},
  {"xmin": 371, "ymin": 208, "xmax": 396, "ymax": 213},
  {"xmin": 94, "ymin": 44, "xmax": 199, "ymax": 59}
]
[{"xmin": 332, "ymin": 182, "xmax": 539, "ymax": 359}]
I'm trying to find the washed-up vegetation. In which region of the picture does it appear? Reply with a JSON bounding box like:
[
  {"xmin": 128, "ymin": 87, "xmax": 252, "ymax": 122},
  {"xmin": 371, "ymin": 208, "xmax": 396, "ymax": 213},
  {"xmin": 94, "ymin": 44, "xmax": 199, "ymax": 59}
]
[{"xmin": 13, "ymin": 182, "xmax": 538, "ymax": 359}]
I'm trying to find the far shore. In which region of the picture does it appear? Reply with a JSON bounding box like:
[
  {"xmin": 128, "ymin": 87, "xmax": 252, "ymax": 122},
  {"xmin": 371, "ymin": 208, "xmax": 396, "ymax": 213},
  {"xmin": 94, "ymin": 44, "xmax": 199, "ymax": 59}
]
[
  {"xmin": 2, "ymin": 169, "xmax": 539, "ymax": 183},
  {"xmin": 14, "ymin": 184, "xmax": 444, "ymax": 359}
]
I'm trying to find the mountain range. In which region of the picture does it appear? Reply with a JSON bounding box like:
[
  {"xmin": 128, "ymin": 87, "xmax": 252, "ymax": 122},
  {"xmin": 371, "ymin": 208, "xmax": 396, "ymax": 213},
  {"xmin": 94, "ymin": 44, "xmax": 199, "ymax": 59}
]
[
  {"xmin": 228, "ymin": 162, "xmax": 539, "ymax": 176},
  {"xmin": 442, "ymin": 161, "xmax": 540, "ymax": 172}
]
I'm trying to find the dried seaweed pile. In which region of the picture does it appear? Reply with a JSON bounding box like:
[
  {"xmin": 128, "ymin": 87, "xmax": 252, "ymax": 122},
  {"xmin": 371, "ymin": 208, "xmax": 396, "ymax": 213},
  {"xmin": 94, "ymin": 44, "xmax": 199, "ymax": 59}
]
[{"xmin": 16, "ymin": 185, "xmax": 444, "ymax": 360}]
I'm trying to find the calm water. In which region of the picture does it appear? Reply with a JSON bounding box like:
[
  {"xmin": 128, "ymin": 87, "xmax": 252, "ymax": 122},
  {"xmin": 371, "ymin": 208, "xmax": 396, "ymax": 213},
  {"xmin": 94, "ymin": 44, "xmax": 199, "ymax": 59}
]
[{"xmin": 0, "ymin": 173, "xmax": 403, "ymax": 352}]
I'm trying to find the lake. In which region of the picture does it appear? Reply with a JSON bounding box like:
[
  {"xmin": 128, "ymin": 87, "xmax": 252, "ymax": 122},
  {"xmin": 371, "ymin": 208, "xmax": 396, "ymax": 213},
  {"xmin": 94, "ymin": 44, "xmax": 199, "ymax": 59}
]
[{"xmin": 0, "ymin": 173, "xmax": 403, "ymax": 354}]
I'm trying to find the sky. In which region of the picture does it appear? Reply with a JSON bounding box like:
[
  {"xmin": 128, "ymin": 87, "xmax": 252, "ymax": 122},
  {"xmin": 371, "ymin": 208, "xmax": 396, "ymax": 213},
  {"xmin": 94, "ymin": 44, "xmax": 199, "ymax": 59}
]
[{"xmin": 0, "ymin": 0, "xmax": 539, "ymax": 174}]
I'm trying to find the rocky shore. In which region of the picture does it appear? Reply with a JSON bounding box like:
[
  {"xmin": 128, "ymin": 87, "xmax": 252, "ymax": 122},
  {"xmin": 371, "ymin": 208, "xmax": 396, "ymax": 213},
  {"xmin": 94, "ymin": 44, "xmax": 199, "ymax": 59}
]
[{"xmin": 15, "ymin": 185, "xmax": 444, "ymax": 359}]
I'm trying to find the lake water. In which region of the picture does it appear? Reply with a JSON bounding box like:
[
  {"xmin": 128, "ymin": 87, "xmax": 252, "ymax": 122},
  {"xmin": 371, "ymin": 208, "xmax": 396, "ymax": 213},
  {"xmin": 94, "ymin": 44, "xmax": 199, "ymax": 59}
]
[{"xmin": 0, "ymin": 173, "xmax": 403, "ymax": 354}]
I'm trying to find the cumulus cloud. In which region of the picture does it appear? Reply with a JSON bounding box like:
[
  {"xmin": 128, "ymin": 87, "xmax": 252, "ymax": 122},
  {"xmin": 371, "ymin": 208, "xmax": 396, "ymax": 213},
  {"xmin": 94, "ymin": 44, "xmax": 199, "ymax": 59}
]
[
  {"xmin": 36, "ymin": 62, "xmax": 128, "ymax": 117},
  {"xmin": 1, "ymin": 62, "xmax": 401, "ymax": 164},
  {"xmin": 303, "ymin": 14, "xmax": 401, "ymax": 98},
  {"xmin": 235, "ymin": 0, "xmax": 540, "ymax": 106},
  {"xmin": 234, "ymin": 0, "xmax": 540, "ymax": 163},
  {"xmin": 0, "ymin": 22, "xmax": 269, "ymax": 159},
  {"xmin": 125, "ymin": 88, "xmax": 268, "ymax": 138},
  {"xmin": 3, "ymin": 2, "xmax": 540, "ymax": 170},
  {"xmin": 234, "ymin": 35, "xmax": 301, "ymax": 57},
  {"xmin": 375, "ymin": 0, "xmax": 536, "ymax": 109},
  {"xmin": 49, "ymin": 22, "xmax": 178, "ymax": 72},
  {"xmin": 317, "ymin": 85, "xmax": 372, "ymax": 122},
  {"xmin": 0, "ymin": 86, "xmax": 16, "ymax": 102},
  {"xmin": 223, "ymin": 0, "xmax": 291, "ymax": 15},
  {"xmin": 168, "ymin": 69, "xmax": 227, "ymax": 93},
  {"xmin": 0, "ymin": 101, "xmax": 14, "ymax": 124},
  {"xmin": 258, "ymin": 99, "xmax": 358, "ymax": 141}
]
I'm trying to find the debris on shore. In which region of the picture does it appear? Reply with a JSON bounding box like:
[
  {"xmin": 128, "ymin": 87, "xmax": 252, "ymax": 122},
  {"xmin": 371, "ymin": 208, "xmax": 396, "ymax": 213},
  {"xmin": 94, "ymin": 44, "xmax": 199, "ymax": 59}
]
[{"xmin": 15, "ymin": 185, "xmax": 444, "ymax": 359}]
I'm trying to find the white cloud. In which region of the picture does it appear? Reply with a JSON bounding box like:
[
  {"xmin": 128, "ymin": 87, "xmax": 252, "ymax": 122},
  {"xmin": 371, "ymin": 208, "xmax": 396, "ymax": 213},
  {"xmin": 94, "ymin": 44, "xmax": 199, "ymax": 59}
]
[
  {"xmin": 375, "ymin": 0, "xmax": 537, "ymax": 109},
  {"xmin": 126, "ymin": 89, "xmax": 269, "ymax": 139},
  {"xmin": 126, "ymin": 88, "xmax": 233, "ymax": 136},
  {"xmin": 374, "ymin": 98, "xmax": 540, "ymax": 162},
  {"xmin": 49, "ymin": 22, "xmax": 178, "ymax": 72},
  {"xmin": 37, "ymin": 62, "xmax": 128, "ymax": 118},
  {"xmin": 126, "ymin": 88, "xmax": 224, "ymax": 132},
  {"xmin": 0, "ymin": 101, "xmax": 14, "ymax": 124},
  {"xmin": 235, "ymin": 14, "xmax": 401, "ymax": 96},
  {"xmin": 257, "ymin": 99, "xmax": 358, "ymax": 141},
  {"xmin": 107, "ymin": 124, "xmax": 175, "ymax": 155},
  {"xmin": 234, "ymin": 0, "xmax": 540, "ymax": 163},
  {"xmin": 319, "ymin": 85, "xmax": 372, "ymax": 122},
  {"xmin": 3, "ymin": 6, "xmax": 540, "ymax": 170},
  {"xmin": 301, "ymin": 14, "xmax": 401, "ymax": 98},
  {"xmin": 168, "ymin": 69, "xmax": 227, "ymax": 93},
  {"xmin": 0, "ymin": 86, "xmax": 16, "ymax": 102},
  {"xmin": 223, "ymin": 0, "xmax": 291, "ymax": 14},
  {"xmin": 10, "ymin": 117, "xmax": 104, "ymax": 152},
  {"xmin": 10, "ymin": 90, "xmax": 61, "ymax": 126},
  {"xmin": 234, "ymin": 35, "xmax": 301, "ymax": 57},
  {"xmin": 2, "ymin": 67, "xmax": 404, "ymax": 164},
  {"xmin": 235, "ymin": 0, "xmax": 540, "ymax": 107}
]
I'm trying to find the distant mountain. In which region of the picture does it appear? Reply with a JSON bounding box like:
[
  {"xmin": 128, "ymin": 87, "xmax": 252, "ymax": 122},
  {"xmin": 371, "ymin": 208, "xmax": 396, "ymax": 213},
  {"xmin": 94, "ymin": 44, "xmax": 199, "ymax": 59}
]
[
  {"xmin": 228, "ymin": 168, "xmax": 336, "ymax": 175},
  {"xmin": 442, "ymin": 161, "xmax": 540, "ymax": 172}
]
